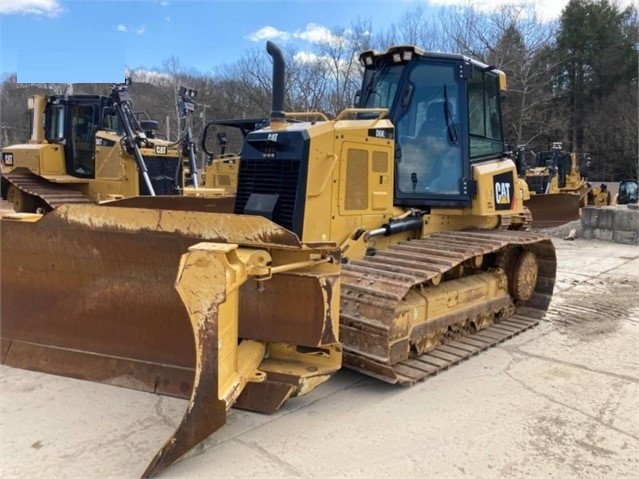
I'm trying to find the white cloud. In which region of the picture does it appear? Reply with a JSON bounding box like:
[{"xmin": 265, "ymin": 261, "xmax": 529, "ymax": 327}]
[
  {"xmin": 294, "ymin": 51, "xmax": 320, "ymax": 63},
  {"xmin": 246, "ymin": 26, "xmax": 290, "ymax": 42},
  {"xmin": 293, "ymin": 23, "xmax": 337, "ymax": 44},
  {"xmin": 116, "ymin": 24, "xmax": 146, "ymax": 35},
  {"xmin": 0, "ymin": 0, "xmax": 63, "ymax": 16},
  {"xmin": 160, "ymin": 1, "xmax": 170, "ymax": 5},
  {"xmin": 130, "ymin": 68, "xmax": 173, "ymax": 86},
  {"xmin": 247, "ymin": 23, "xmax": 346, "ymax": 46},
  {"xmin": 426, "ymin": 0, "xmax": 635, "ymax": 22},
  {"xmin": 294, "ymin": 51, "xmax": 355, "ymax": 75}
]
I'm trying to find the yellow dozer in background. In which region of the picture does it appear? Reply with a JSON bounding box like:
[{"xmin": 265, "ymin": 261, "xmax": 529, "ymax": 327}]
[
  {"xmin": 522, "ymin": 142, "xmax": 593, "ymax": 227},
  {"xmin": 0, "ymin": 81, "xmax": 224, "ymax": 213},
  {"xmin": 1, "ymin": 42, "xmax": 557, "ymax": 477}
]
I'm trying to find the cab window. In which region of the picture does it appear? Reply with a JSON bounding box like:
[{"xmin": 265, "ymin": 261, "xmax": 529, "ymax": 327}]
[
  {"xmin": 469, "ymin": 67, "xmax": 503, "ymax": 159},
  {"xmin": 45, "ymin": 105, "xmax": 66, "ymax": 141},
  {"xmin": 396, "ymin": 62, "xmax": 462, "ymax": 195},
  {"xmin": 70, "ymin": 104, "xmax": 96, "ymax": 176}
]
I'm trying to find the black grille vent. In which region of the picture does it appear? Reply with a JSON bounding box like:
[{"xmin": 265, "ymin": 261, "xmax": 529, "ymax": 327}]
[
  {"xmin": 142, "ymin": 156, "xmax": 180, "ymax": 195},
  {"xmin": 234, "ymin": 159, "xmax": 302, "ymax": 232}
]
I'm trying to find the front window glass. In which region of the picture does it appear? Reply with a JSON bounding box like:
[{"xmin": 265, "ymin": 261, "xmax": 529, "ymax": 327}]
[
  {"xmin": 396, "ymin": 62, "xmax": 462, "ymax": 195},
  {"xmin": 361, "ymin": 64, "xmax": 403, "ymax": 110},
  {"xmin": 621, "ymin": 181, "xmax": 638, "ymax": 197},
  {"xmin": 102, "ymin": 109, "xmax": 124, "ymax": 134},
  {"xmin": 469, "ymin": 67, "xmax": 503, "ymax": 159}
]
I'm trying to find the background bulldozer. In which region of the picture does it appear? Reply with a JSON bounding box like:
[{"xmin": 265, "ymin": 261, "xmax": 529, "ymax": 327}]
[
  {"xmin": 1, "ymin": 42, "xmax": 556, "ymax": 477},
  {"xmin": 0, "ymin": 81, "xmax": 214, "ymax": 212},
  {"xmin": 522, "ymin": 142, "xmax": 594, "ymax": 227}
]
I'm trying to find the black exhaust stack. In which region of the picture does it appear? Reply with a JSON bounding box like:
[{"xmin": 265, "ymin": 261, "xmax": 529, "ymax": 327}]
[{"xmin": 266, "ymin": 41, "xmax": 285, "ymax": 121}]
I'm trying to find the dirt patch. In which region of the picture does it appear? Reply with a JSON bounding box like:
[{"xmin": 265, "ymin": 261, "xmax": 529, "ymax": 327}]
[{"xmin": 547, "ymin": 280, "xmax": 635, "ymax": 341}]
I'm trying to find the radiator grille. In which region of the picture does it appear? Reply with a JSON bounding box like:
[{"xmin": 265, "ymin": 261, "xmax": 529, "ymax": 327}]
[
  {"xmin": 345, "ymin": 149, "xmax": 368, "ymax": 210},
  {"xmin": 142, "ymin": 156, "xmax": 180, "ymax": 195},
  {"xmin": 234, "ymin": 159, "xmax": 301, "ymax": 231}
]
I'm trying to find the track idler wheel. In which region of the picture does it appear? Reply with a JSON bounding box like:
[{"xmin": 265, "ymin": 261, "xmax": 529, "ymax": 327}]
[
  {"xmin": 498, "ymin": 248, "xmax": 539, "ymax": 303},
  {"xmin": 6, "ymin": 184, "xmax": 36, "ymax": 213},
  {"xmin": 510, "ymin": 251, "xmax": 538, "ymax": 302}
]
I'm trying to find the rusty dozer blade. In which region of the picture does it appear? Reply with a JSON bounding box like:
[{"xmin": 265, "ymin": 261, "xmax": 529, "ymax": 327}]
[
  {"xmin": 1, "ymin": 204, "xmax": 302, "ymax": 396},
  {"xmin": 1, "ymin": 204, "xmax": 342, "ymax": 477},
  {"xmin": 524, "ymin": 192, "xmax": 583, "ymax": 228},
  {"xmin": 100, "ymin": 194, "xmax": 236, "ymax": 214}
]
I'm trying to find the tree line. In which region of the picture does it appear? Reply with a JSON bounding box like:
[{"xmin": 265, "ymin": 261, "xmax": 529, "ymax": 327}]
[{"xmin": 1, "ymin": 0, "xmax": 636, "ymax": 180}]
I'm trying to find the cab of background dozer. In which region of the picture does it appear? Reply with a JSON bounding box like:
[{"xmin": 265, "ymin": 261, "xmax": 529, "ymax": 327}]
[
  {"xmin": 234, "ymin": 45, "xmax": 528, "ymax": 242},
  {"xmin": 0, "ymin": 84, "xmax": 185, "ymax": 209},
  {"xmin": 525, "ymin": 146, "xmax": 571, "ymax": 194},
  {"xmin": 615, "ymin": 179, "xmax": 639, "ymax": 205}
]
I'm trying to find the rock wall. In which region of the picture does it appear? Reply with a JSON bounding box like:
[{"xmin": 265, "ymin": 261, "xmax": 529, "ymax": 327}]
[{"xmin": 581, "ymin": 204, "xmax": 638, "ymax": 244}]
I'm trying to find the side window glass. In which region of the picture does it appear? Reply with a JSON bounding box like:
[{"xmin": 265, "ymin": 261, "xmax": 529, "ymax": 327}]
[
  {"xmin": 45, "ymin": 105, "xmax": 65, "ymax": 141},
  {"xmin": 469, "ymin": 68, "xmax": 503, "ymax": 159}
]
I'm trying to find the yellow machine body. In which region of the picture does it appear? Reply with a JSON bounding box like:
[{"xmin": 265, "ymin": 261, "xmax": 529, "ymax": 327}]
[{"xmin": 202, "ymin": 154, "xmax": 240, "ymax": 191}]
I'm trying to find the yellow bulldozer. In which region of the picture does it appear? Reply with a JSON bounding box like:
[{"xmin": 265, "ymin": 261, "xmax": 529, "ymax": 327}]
[
  {"xmin": 0, "ymin": 42, "xmax": 557, "ymax": 477},
  {"xmin": 522, "ymin": 142, "xmax": 597, "ymax": 227},
  {"xmin": 0, "ymin": 81, "xmax": 225, "ymax": 212}
]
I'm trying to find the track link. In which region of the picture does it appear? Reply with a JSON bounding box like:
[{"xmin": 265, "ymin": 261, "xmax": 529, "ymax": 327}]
[
  {"xmin": 500, "ymin": 207, "xmax": 533, "ymax": 230},
  {"xmin": 339, "ymin": 229, "xmax": 556, "ymax": 385},
  {"xmin": 4, "ymin": 173, "xmax": 92, "ymax": 210}
]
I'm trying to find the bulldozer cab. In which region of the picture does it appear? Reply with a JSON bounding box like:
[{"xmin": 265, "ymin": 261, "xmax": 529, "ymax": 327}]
[
  {"xmin": 44, "ymin": 95, "xmax": 107, "ymax": 178},
  {"xmin": 357, "ymin": 46, "xmax": 506, "ymax": 208},
  {"xmin": 533, "ymin": 147, "xmax": 571, "ymax": 189},
  {"xmin": 618, "ymin": 179, "xmax": 638, "ymax": 204}
]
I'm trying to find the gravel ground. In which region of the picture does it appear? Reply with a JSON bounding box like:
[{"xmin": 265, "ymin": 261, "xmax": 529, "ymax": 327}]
[{"xmin": 530, "ymin": 219, "xmax": 583, "ymax": 239}]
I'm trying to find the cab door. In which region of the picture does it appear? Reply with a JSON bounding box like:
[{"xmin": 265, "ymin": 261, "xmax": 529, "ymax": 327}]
[{"xmin": 68, "ymin": 101, "xmax": 98, "ymax": 177}]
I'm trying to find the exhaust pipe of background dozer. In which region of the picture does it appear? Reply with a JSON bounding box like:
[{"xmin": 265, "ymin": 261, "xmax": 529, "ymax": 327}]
[{"xmin": 266, "ymin": 41, "xmax": 286, "ymax": 127}]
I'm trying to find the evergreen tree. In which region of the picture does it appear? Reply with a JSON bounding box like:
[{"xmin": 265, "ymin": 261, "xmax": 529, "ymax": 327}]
[{"xmin": 555, "ymin": 0, "xmax": 638, "ymax": 179}]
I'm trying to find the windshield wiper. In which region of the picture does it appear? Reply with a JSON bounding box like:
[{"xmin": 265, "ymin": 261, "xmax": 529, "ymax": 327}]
[{"xmin": 443, "ymin": 85, "xmax": 458, "ymax": 145}]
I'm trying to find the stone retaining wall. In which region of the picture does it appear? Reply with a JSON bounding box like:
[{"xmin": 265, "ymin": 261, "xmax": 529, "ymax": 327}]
[{"xmin": 581, "ymin": 204, "xmax": 638, "ymax": 244}]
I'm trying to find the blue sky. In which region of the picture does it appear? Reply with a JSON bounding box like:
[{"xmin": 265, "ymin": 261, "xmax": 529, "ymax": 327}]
[{"xmin": 0, "ymin": 0, "xmax": 611, "ymax": 83}]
